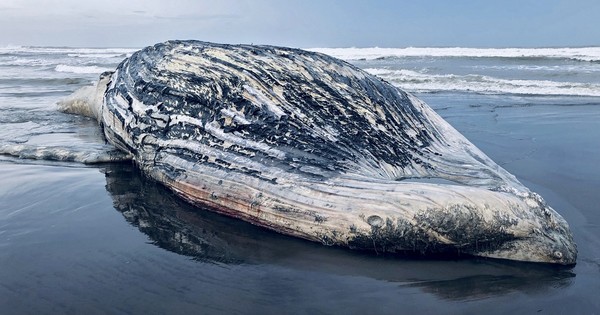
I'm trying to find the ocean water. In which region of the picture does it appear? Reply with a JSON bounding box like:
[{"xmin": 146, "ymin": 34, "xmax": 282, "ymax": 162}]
[{"xmin": 1, "ymin": 45, "xmax": 600, "ymax": 314}]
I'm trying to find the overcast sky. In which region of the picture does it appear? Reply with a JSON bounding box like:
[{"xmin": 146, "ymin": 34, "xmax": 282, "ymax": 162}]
[{"xmin": 0, "ymin": 0, "xmax": 598, "ymax": 48}]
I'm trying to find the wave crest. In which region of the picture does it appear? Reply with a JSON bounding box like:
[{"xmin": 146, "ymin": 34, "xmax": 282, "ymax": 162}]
[{"xmin": 308, "ymin": 47, "xmax": 600, "ymax": 62}]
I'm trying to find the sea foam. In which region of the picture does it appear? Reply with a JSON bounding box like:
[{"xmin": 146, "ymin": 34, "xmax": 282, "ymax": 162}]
[{"xmin": 55, "ymin": 64, "xmax": 112, "ymax": 74}]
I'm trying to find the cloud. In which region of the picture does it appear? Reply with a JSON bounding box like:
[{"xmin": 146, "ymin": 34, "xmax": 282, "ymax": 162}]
[{"xmin": 151, "ymin": 13, "xmax": 240, "ymax": 20}]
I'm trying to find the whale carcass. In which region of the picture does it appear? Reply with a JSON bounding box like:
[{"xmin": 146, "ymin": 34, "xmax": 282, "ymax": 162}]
[{"xmin": 59, "ymin": 40, "xmax": 577, "ymax": 265}]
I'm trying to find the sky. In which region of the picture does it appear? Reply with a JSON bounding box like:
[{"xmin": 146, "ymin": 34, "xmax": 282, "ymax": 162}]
[{"xmin": 0, "ymin": 0, "xmax": 598, "ymax": 48}]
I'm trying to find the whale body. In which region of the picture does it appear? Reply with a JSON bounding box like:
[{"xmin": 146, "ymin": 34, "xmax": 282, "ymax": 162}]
[{"xmin": 58, "ymin": 40, "xmax": 577, "ymax": 265}]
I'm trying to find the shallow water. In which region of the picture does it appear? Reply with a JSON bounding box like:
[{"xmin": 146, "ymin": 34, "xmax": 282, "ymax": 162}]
[{"xmin": 1, "ymin": 47, "xmax": 600, "ymax": 314}]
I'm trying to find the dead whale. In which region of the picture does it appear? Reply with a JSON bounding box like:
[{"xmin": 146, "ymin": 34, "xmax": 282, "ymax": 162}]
[{"xmin": 56, "ymin": 40, "xmax": 577, "ymax": 265}]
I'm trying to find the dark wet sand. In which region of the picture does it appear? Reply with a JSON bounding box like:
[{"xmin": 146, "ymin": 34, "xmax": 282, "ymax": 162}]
[{"xmin": 1, "ymin": 95, "xmax": 599, "ymax": 314}]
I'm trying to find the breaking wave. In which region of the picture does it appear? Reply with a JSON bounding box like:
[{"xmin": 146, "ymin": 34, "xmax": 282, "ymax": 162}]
[
  {"xmin": 0, "ymin": 45, "xmax": 137, "ymax": 56},
  {"xmin": 55, "ymin": 64, "xmax": 113, "ymax": 74},
  {"xmin": 366, "ymin": 68, "xmax": 600, "ymax": 96}
]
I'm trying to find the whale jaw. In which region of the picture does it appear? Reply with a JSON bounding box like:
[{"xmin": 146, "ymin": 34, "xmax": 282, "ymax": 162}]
[{"xmin": 478, "ymin": 205, "xmax": 577, "ymax": 265}]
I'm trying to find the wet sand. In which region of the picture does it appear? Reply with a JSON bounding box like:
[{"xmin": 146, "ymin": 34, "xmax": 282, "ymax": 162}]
[{"xmin": 1, "ymin": 94, "xmax": 599, "ymax": 314}]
